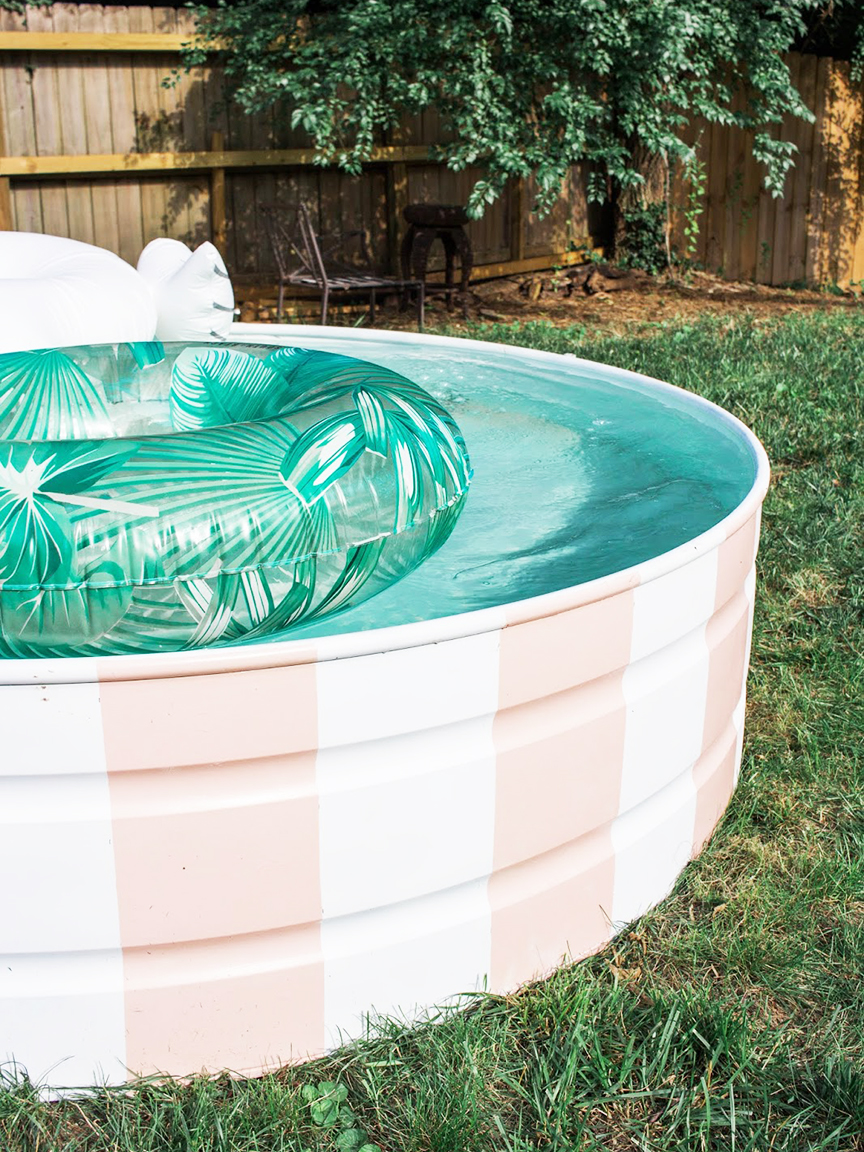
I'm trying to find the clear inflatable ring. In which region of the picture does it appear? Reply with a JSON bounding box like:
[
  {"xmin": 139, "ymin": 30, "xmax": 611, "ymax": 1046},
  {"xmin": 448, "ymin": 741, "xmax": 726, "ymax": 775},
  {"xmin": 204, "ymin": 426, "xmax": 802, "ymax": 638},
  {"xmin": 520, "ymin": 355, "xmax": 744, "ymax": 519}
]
[{"xmin": 0, "ymin": 341, "xmax": 471, "ymax": 658}]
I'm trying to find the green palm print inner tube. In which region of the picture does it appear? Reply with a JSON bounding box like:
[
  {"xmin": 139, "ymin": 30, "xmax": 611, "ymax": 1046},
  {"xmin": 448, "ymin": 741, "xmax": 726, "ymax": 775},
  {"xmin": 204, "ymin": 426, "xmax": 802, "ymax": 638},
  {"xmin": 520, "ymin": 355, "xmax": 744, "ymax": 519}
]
[{"xmin": 0, "ymin": 341, "xmax": 471, "ymax": 658}]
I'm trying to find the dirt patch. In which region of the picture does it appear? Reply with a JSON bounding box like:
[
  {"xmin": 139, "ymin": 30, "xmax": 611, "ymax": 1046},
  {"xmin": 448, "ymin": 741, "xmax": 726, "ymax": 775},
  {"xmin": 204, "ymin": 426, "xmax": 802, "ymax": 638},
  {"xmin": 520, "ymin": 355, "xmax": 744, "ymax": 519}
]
[
  {"xmin": 426, "ymin": 268, "xmax": 862, "ymax": 334},
  {"xmin": 240, "ymin": 268, "xmax": 862, "ymax": 332}
]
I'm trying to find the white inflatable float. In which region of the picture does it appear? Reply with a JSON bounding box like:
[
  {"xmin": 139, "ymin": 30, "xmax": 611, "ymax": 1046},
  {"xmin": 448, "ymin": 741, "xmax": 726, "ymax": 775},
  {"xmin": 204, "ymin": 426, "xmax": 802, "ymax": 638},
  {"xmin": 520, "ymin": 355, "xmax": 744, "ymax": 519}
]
[
  {"xmin": 137, "ymin": 237, "xmax": 234, "ymax": 341},
  {"xmin": 0, "ymin": 233, "xmax": 234, "ymax": 353}
]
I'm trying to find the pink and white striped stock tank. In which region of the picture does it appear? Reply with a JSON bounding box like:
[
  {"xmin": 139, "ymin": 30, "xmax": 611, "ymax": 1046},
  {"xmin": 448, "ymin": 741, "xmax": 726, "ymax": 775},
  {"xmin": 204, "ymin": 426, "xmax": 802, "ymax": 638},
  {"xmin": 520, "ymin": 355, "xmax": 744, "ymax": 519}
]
[{"xmin": 1, "ymin": 324, "xmax": 769, "ymax": 1092}]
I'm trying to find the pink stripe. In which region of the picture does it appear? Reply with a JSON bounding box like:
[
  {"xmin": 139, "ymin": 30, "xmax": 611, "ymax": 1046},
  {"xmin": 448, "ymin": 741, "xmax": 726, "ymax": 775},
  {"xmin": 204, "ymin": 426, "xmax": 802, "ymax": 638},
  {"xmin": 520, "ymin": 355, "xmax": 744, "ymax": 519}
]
[
  {"xmin": 490, "ymin": 589, "xmax": 634, "ymax": 989},
  {"xmin": 499, "ymin": 588, "xmax": 637, "ymax": 706},
  {"xmin": 121, "ymin": 925, "xmax": 324, "ymax": 1077},
  {"xmin": 100, "ymin": 664, "xmax": 319, "ymax": 770},
  {"xmin": 101, "ymin": 663, "xmax": 325, "ymax": 1077},
  {"xmin": 488, "ymin": 828, "xmax": 616, "ymax": 990}
]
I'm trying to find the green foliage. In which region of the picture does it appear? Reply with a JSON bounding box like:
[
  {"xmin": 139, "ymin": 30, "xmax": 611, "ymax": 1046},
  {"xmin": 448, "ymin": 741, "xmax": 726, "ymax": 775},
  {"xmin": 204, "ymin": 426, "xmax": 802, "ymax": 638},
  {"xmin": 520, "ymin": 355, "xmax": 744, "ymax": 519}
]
[
  {"xmin": 797, "ymin": 0, "xmax": 864, "ymax": 79},
  {"xmin": 0, "ymin": 0, "xmax": 51, "ymax": 13},
  {"xmin": 617, "ymin": 203, "xmax": 668, "ymax": 274},
  {"xmin": 680, "ymin": 154, "xmax": 708, "ymax": 267},
  {"xmin": 301, "ymin": 1081, "xmax": 380, "ymax": 1151},
  {"xmin": 186, "ymin": 0, "xmax": 861, "ymax": 220}
]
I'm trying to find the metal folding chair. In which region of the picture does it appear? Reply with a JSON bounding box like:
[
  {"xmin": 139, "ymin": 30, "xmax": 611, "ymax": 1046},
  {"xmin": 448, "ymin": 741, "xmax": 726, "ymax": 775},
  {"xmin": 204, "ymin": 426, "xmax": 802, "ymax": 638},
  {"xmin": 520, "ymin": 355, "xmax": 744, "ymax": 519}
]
[{"xmin": 260, "ymin": 203, "xmax": 425, "ymax": 329}]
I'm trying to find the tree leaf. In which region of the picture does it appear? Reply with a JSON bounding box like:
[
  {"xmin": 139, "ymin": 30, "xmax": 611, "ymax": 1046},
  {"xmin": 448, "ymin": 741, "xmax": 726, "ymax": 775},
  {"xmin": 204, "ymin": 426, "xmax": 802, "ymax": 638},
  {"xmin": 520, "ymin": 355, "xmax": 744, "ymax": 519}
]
[{"xmin": 335, "ymin": 1129, "xmax": 363, "ymax": 1149}]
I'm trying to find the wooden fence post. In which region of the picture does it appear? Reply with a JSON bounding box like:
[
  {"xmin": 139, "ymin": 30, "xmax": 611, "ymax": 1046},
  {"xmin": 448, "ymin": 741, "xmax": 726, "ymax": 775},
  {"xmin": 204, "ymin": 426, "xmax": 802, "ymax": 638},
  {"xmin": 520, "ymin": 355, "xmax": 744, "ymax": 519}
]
[
  {"xmin": 0, "ymin": 92, "xmax": 13, "ymax": 231},
  {"xmin": 0, "ymin": 173, "xmax": 12, "ymax": 231},
  {"xmin": 210, "ymin": 130, "xmax": 227, "ymax": 251},
  {"xmin": 386, "ymin": 160, "xmax": 408, "ymax": 276}
]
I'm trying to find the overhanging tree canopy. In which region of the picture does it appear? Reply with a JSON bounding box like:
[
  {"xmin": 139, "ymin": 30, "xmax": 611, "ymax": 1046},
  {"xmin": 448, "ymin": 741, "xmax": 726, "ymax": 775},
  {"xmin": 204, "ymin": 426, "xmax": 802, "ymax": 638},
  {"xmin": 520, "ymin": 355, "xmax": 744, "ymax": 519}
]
[{"xmin": 187, "ymin": 1, "xmax": 862, "ymax": 233}]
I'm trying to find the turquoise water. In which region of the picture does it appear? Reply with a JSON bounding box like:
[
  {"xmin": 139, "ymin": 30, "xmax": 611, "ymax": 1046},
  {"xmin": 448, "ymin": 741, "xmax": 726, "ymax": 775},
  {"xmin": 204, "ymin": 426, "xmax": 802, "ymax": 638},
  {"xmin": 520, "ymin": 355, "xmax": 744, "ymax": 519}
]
[{"xmin": 244, "ymin": 334, "xmax": 759, "ymax": 641}]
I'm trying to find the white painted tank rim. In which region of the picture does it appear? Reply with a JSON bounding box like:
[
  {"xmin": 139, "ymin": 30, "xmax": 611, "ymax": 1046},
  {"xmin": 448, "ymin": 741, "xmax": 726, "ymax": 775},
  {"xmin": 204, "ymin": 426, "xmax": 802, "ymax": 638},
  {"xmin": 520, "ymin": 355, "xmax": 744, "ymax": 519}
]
[{"xmin": 0, "ymin": 325, "xmax": 770, "ymax": 685}]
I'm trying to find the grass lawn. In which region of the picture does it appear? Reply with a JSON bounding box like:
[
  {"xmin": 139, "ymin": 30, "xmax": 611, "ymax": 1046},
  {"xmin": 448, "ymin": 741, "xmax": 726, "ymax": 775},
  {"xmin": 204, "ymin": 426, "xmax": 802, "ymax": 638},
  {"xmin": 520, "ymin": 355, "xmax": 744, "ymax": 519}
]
[{"xmin": 2, "ymin": 311, "xmax": 861, "ymax": 1151}]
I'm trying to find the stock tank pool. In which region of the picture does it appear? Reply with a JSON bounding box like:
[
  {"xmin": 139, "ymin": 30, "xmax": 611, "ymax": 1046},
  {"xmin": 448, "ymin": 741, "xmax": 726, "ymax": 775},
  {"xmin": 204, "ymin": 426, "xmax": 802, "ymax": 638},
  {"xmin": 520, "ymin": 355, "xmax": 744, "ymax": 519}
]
[{"xmin": 0, "ymin": 324, "xmax": 769, "ymax": 1091}]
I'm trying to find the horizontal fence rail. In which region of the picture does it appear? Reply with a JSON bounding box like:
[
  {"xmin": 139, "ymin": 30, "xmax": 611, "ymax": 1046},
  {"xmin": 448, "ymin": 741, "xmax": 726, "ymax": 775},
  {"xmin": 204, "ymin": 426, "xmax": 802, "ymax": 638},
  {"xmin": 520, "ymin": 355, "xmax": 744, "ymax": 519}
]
[
  {"xmin": 0, "ymin": 146, "xmax": 435, "ymax": 177},
  {"xmin": 0, "ymin": 31, "xmax": 207, "ymax": 51}
]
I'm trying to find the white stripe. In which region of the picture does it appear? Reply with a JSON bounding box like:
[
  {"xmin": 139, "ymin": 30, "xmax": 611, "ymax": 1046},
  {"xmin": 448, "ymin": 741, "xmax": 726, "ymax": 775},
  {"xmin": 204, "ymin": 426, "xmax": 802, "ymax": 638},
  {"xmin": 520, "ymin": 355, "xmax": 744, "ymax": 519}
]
[
  {"xmin": 610, "ymin": 766, "xmax": 700, "ymax": 935},
  {"xmin": 321, "ymin": 881, "xmax": 492, "ymax": 1047},
  {"xmin": 0, "ymin": 683, "xmax": 126, "ymax": 1091},
  {"xmin": 41, "ymin": 490, "xmax": 161, "ymax": 518},
  {"xmin": 316, "ymin": 632, "xmax": 499, "ymax": 1045}
]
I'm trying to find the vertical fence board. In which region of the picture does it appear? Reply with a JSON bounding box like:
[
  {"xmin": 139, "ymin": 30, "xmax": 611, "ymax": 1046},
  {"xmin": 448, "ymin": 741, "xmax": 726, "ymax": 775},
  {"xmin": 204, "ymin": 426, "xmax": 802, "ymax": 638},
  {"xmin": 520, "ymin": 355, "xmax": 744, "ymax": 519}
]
[
  {"xmin": 806, "ymin": 56, "xmax": 833, "ymax": 284},
  {"xmin": 0, "ymin": 7, "xmax": 41, "ymax": 232},
  {"xmin": 722, "ymin": 91, "xmax": 746, "ymax": 281},
  {"xmin": 384, "ymin": 161, "xmax": 408, "ymax": 276},
  {"xmin": 0, "ymin": 109, "xmax": 11, "ymax": 230},
  {"xmin": 156, "ymin": 8, "xmax": 193, "ymax": 244},
  {"xmin": 668, "ymin": 119, "xmax": 696, "ymax": 260},
  {"xmin": 770, "ymin": 53, "xmax": 801, "ymax": 285},
  {"xmin": 705, "ymin": 120, "xmax": 727, "ymax": 273},
  {"xmin": 246, "ymin": 60, "xmax": 278, "ymax": 276},
  {"xmin": 692, "ymin": 128, "xmax": 710, "ymax": 267},
  {"xmin": 128, "ymin": 4, "xmax": 167, "ymax": 245},
  {"xmin": 26, "ymin": 3, "xmax": 69, "ymax": 237},
  {"xmin": 735, "ymin": 134, "xmax": 760, "ymax": 282},
  {"xmin": 52, "ymin": 3, "xmax": 95, "ymax": 245},
  {"xmin": 820, "ymin": 59, "xmax": 840, "ymax": 283},
  {"xmin": 786, "ymin": 53, "xmax": 816, "ymax": 284},
  {"xmin": 101, "ymin": 5, "xmax": 144, "ymax": 263},
  {"xmin": 754, "ymin": 125, "xmax": 779, "ymax": 285},
  {"xmin": 78, "ymin": 4, "xmax": 119, "ymax": 254},
  {"xmin": 224, "ymin": 54, "xmax": 258, "ymax": 275},
  {"xmin": 509, "ymin": 177, "xmax": 525, "ymax": 262},
  {"xmin": 821, "ymin": 60, "xmax": 861, "ymax": 285}
]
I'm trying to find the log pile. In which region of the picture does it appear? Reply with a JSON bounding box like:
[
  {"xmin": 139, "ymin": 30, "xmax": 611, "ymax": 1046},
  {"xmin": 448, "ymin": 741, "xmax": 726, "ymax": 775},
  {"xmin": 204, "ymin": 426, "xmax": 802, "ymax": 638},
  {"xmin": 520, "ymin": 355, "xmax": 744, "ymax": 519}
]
[{"xmin": 520, "ymin": 263, "xmax": 650, "ymax": 300}]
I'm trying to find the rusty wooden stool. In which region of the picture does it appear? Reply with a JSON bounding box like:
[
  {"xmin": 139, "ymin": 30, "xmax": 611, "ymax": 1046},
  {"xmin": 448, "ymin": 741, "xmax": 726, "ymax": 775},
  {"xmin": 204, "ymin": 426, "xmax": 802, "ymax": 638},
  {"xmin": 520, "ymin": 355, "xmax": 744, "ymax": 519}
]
[{"xmin": 400, "ymin": 203, "xmax": 473, "ymax": 312}]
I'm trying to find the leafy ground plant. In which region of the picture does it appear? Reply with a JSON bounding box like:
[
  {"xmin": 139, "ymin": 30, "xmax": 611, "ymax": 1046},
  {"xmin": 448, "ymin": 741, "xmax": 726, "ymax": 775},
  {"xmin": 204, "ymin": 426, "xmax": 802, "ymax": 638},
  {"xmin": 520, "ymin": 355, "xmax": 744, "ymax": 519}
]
[{"xmin": 1, "ymin": 310, "xmax": 861, "ymax": 1150}]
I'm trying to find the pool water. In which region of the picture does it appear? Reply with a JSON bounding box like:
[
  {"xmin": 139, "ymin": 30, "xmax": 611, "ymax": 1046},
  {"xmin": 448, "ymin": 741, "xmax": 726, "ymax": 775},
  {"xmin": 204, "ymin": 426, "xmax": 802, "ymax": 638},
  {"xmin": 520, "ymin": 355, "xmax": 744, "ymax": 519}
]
[{"xmin": 239, "ymin": 333, "xmax": 758, "ymax": 641}]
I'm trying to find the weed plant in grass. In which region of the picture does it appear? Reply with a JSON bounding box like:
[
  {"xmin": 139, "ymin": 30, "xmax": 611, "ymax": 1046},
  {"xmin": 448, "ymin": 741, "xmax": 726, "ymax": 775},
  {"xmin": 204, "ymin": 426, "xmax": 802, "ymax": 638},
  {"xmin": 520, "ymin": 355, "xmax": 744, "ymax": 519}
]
[{"xmin": 1, "ymin": 312, "xmax": 861, "ymax": 1151}]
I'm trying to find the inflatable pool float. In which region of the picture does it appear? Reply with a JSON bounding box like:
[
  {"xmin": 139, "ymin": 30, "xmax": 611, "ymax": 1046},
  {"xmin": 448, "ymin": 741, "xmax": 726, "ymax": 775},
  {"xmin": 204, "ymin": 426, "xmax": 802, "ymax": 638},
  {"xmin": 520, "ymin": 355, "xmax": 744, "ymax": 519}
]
[
  {"xmin": 0, "ymin": 340, "xmax": 471, "ymax": 657},
  {"xmin": 0, "ymin": 233, "xmax": 236, "ymax": 356},
  {"xmin": 136, "ymin": 238, "xmax": 235, "ymax": 342},
  {"xmin": 0, "ymin": 233, "xmax": 157, "ymax": 354}
]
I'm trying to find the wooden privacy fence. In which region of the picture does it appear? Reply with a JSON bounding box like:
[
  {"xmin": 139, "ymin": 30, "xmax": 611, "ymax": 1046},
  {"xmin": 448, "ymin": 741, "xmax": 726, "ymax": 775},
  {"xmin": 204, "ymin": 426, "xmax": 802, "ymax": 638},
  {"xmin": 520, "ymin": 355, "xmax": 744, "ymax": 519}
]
[
  {"xmin": 671, "ymin": 52, "xmax": 864, "ymax": 287},
  {"xmin": 0, "ymin": 3, "xmax": 596, "ymax": 295},
  {"xmin": 0, "ymin": 8, "xmax": 862, "ymax": 290}
]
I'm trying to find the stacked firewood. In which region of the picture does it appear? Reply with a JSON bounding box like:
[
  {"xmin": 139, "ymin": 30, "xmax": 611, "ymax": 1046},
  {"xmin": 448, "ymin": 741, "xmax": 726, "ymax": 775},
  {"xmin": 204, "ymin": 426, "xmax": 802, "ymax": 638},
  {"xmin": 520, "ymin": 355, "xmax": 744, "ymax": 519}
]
[{"xmin": 520, "ymin": 263, "xmax": 649, "ymax": 300}]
